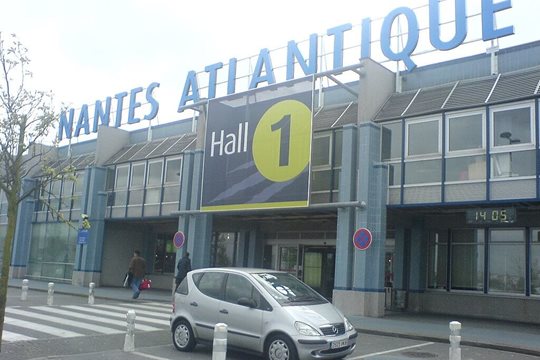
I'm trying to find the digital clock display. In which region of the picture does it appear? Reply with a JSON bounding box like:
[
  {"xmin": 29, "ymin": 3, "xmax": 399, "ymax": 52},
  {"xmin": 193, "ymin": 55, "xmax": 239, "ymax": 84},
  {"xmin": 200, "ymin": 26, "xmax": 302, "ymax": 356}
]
[{"xmin": 466, "ymin": 208, "xmax": 516, "ymax": 224}]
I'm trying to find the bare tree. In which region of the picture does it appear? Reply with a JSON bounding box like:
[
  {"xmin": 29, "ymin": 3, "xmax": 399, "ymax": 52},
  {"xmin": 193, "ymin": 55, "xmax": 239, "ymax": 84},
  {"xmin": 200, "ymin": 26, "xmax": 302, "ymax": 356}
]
[{"xmin": 0, "ymin": 33, "xmax": 60, "ymax": 349}]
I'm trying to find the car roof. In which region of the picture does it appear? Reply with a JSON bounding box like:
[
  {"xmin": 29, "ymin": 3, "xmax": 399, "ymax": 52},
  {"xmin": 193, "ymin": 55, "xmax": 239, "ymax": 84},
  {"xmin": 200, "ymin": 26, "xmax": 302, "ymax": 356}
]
[{"xmin": 190, "ymin": 267, "xmax": 287, "ymax": 275}]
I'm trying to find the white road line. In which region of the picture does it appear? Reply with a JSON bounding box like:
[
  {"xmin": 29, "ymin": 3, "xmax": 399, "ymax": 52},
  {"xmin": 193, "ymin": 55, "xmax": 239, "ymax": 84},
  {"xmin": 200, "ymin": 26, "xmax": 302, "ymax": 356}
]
[
  {"xmin": 4, "ymin": 317, "xmax": 82, "ymax": 338},
  {"xmin": 6, "ymin": 308, "xmax": 122, "ymax": 335},
  {"xmin": 92, "ymin": 304, "xmax": 170, "ymax": 318},
  {"xmin": 63, "ymin": 305, "xmax": 169, "ymax": 326},
  {"xmin": 348, "ymin": 342, "xmax": 435, "ymax": 359},
  {"xmin": 132, "ymin": 351, "xmax": 171, "ymax": 360},
  {"xmin": 34, "ymin": 306, "xmax": 161, "ymax": 331},
  {"xmin": 121, "ymin": 302, "xmax": 172, "ymax": 311},
  {"xmin": 2, "ymin": 330, "xmax": 36, "ymax": 342}
]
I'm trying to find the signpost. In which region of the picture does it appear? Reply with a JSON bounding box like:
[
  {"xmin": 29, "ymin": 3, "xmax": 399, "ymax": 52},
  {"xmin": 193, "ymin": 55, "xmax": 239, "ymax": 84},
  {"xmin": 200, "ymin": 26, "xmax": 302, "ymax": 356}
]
[
  {"xmin": 353, "ymin": 228, "xmax": 372, "ymax": 251},
  {"xmin": 173, "ymin": 231, "xmax": 185, "ymax": 249}
]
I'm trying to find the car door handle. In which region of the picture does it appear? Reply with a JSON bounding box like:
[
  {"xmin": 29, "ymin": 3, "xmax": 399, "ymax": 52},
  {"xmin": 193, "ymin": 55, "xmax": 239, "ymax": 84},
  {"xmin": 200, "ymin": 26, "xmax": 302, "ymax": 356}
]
[
  {"xmin": 219, "ymin": 309, "xmax": 228, "ymax": 314},
  {"xmin": 190, "ymin": 302, "xmax": 198, "ymax": 307}
]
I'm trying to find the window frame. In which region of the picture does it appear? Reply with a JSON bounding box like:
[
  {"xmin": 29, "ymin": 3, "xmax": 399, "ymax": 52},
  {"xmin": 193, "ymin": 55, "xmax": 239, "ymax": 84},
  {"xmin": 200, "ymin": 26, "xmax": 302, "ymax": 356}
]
[
  {"xmin": 405, "ymin": 116, "xmax": 442, "ymax": 160},
  {"xmin": 445, "ymin": 109, "xmax": 486, "ymax": 156},
  {"xmin": 489, "ymin": 101, "xmax": 535, "ymax": 154}
]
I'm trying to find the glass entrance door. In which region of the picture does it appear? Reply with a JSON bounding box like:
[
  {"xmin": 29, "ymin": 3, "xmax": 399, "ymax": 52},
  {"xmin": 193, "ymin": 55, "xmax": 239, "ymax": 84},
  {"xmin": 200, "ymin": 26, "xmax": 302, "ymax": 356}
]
[{"xmin": 302, "ymin": 247, "xmax": 335, "ymax": 300}]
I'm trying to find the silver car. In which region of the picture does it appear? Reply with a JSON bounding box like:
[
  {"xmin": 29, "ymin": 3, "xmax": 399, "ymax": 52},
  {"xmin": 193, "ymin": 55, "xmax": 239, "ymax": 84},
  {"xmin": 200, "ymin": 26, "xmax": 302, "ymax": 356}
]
[{"xmin": 171, "ymin": 267, "xmax": 357, "ymax": 360}]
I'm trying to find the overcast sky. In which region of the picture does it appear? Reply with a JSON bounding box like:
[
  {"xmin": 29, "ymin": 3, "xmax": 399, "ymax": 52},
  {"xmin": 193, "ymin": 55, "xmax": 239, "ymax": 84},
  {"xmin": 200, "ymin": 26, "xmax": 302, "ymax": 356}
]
[{"xmin": 1, "ymin": 0, "xmax": 539, "ymax": 143}]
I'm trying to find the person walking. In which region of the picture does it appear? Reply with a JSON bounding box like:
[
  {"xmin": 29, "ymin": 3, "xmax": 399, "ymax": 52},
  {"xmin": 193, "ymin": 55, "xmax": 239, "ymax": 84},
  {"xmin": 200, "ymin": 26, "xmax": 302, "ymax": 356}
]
[
  {"xmin": 175, "ymin": 252, "xmax": 191, "ymax": 290},
  {"xmin": 128, "ymin": 250, "xmax": 146, "ymax": 299}
]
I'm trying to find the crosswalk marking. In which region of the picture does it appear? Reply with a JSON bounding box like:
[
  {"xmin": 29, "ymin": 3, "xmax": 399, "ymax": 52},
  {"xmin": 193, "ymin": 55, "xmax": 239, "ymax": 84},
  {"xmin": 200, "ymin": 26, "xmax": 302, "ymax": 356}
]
[
  {"xmin": 6, "ymin": 308, "xmax": 123, "ymax": 335},
  {"xmin": 63, "ymin": 305, "xmax": 169, "ymax": 326},
  {"xmin": 33, "ymin": 306, "xmax": 162, "ymax": 331},
  {"xmin": 2, "ymin": 301, "xmax": 169, "ymax": 344},
  {"xmin": 92, "ymin": 304, "xmax": 170, "ymax": 319},
  {"xmin": 2, "ymin": 330, "xmax": 36, "ymax": 342},
  {"xmin": 4, "ymin": 317, "xmax": 83, "ymax": 338}
]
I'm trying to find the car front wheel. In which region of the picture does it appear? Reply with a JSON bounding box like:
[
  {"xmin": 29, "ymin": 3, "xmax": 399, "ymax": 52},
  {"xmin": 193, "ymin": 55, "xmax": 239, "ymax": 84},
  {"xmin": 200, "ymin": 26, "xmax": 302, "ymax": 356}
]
[
  {"xmin": 266, "ymin": 334, "xmax": 298, "ymax": 360},
  {"xmin": 172, "ymin": 319, "xmax": 196, "ymax": 352}
]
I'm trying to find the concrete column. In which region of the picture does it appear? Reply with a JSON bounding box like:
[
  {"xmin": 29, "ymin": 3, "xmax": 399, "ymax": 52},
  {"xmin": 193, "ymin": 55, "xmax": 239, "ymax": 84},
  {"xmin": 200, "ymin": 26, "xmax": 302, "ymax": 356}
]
[
  {"xmin": 73, "ymin": 167, "xmax": 107, "ymax": 286},
  {"xmin": 334, "ymin": 125, "xmax": 357, "ymax": 296},
  {"xmin": 337, "ymin": 122, "xmax": 387, "ymax": 318},
  {"xmin": 10, "ymin": 178, "xmax": 37, "ymax": 278},
  {"xmin": 408, "ymin": 218, "xmax": 426, "ymax": 312}
]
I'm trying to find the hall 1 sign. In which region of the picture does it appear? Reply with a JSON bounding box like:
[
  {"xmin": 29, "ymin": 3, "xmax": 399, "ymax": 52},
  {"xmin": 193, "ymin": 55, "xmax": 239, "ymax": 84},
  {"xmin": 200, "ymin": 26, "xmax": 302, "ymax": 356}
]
[{"xmin": 353, "ymin": 228, "xmax": 373, "ymax": 251}]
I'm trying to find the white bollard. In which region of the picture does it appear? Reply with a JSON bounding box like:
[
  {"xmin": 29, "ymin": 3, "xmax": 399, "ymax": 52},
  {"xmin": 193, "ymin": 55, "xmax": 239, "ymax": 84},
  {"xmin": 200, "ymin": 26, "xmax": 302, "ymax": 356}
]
[
  {"xmin": 21, "ymin": 279, "xmax": 29, "ymax": 301},
  {"xmin": 47, "ymin": 282, "xmax": 54, "ymax": 306},
  {"xmin": 88, "ymin": 282, "xmax": 95, "ymax": 305},
  {"xmin": 449, "ymin": 321, "xmax": 462, "ymax": 360},
  {"xmin": 123, "ymin": 310, "xmax": 136, "ymax": 352},
  {"xmin": 212, "ymin": 323, "xmax": 228, "ymax": 360}
]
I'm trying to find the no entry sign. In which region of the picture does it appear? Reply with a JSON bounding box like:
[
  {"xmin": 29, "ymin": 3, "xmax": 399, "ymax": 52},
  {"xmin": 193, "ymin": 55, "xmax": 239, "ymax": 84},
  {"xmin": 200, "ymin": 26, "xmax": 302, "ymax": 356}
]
[{"xmin": 353, "ymin": 228, "xmax": 372, "ymax": 250}]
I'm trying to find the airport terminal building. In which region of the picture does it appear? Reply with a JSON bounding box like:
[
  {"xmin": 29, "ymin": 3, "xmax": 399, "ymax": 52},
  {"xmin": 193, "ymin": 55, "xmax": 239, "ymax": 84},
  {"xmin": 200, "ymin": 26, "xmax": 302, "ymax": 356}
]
[{"xmin": 2, "ymin": 28, "xmax": 540, "ymax": 323}]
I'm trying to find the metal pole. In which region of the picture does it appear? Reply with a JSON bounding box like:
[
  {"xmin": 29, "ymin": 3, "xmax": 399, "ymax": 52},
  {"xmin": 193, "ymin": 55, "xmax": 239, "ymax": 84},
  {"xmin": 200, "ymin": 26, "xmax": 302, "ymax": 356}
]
[
  {"xmin": 212, "ymin": 323, "xmax": 228, "ymax": 360},
  {"xmin": 123, "ymin": 310, "xmax": 136, "ymax": 352},
  {"xmin": 449, "ymin": 321, "xmax": 462, "ymax": 360},
  {"xmin": 21, "ymin": 279, "xmax": 29, "ymax": 301},
  {"xmin": 88, "ymin": 282, "xmax": 95, "ymax": 305},
  {"xmin": 47, "ymin": 282, "xmax": 54, "ymax": 306}
]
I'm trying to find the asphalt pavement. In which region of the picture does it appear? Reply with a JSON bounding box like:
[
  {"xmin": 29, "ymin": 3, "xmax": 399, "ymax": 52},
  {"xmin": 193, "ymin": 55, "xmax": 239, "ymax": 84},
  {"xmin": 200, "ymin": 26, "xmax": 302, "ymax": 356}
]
[{"xmin": 7, "ymin": 278, "xmax": 540, "ymax": 357}]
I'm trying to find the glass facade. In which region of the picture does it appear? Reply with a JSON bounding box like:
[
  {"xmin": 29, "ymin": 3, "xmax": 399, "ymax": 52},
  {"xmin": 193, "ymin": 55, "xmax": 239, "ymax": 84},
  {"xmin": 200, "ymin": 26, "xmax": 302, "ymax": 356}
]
[{"xmin": 27, "ymin": 222, "xmax": 77, "ymax": 281}]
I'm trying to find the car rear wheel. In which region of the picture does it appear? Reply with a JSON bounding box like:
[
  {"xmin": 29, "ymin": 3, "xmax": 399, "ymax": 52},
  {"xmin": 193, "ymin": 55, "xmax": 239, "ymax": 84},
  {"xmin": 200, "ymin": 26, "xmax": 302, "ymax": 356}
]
[
  {"xmin": 172, "ymin": 319, "xmax": 196, "ymax": 352},
  {"xmin": 266, "ymin": 334, "xmax": 298, "ymax": 360}
]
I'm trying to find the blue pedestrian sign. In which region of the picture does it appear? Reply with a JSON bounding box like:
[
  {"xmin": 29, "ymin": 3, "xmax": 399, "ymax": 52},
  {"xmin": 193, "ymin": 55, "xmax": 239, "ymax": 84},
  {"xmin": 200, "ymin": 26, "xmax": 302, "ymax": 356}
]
[
  {"xmin": 353, "ymin": 228, "xmax": 372, "ymax": 251},
  {"xmin": 77, "ymin": 229, "xmax": 89, "ymax": 245}
]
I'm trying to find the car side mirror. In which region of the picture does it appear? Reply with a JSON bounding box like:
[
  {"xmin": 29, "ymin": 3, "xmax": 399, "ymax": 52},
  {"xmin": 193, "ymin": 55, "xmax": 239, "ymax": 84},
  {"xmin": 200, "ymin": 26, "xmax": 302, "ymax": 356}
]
[{"xmin": 237, "ymin": 297, "xmax": 257, "ymax": 308}]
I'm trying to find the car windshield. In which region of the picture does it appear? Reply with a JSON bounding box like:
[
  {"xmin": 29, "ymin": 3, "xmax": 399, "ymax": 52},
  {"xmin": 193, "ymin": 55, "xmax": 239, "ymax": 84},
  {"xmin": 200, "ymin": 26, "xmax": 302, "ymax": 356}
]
[{"xmin": 252, "ymin": 272, "xmax": 327, "ymax": 305}]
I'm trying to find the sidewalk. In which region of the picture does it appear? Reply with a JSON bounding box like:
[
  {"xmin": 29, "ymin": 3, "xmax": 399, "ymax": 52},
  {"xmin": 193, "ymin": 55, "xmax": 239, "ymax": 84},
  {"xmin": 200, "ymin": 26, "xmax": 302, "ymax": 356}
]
[{"xmin": 8, "ymin": 279, "xmax": 540, "ymax": 356}]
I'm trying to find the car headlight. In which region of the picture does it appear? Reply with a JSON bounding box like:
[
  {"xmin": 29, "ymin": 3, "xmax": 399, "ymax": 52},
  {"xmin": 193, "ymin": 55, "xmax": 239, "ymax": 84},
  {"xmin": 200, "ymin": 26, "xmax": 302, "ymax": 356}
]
[
  {"xmin": 294, "ymin": 321, "xmax": 320, "ymax": 336},
  {"xmin": 344, "ymin": 317, "xmax": 354, "ymax": 332}
]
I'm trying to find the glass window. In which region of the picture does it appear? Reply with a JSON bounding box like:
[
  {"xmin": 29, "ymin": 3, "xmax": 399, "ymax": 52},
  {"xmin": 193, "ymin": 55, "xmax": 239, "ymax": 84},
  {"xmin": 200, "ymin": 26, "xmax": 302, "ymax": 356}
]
[
  {"xmin": 491, "ymin": 150, "xmax": 535, "ymax": 178},
  {"xmin": 197, "ymin": 272, "xmax": 226, "ymax": 299},
  {"xmin": 405, "ymin": 159, "xmax": 441, "ymax": 184},
  {"xmin": 493, "ymin": 107, "xmax": 532, "ymax": 147},
  {"xmin": 279, "ymin": 246, "xmax": 298, "ymax": 274},
  {"xmin": 116, "ymin": 166, "xmax": 129, "ymax": 189},
  {"xmin": 407, "ymin": 119, "xmax": 439, "ymax": 156},
  {"xmin": 212, "ymin": 232, "xmax": 238, "ymax": 267},
  {"xmin": 446, "ymin": 156, "xmax": 486, "ymax": 182},
  {"xmin": 334, "ymin": 130, "xmax": 343, "ymax": 167},
  {"xmin": 382, "ymin": 122, "xmax": 402, "ymax": 160},
  {"xmin": 489, "ymin": 229, "xmax": 525, "ymax": 294},
  {"xmin": 224, "ymin": 274, "xmax": 255, "ymax": 304},
  {"xmin": 451, "ymin": 229, "xmax": 484, "ymax": 291},
  {"xmin": 131, "ymin": 163, "xmax": 145, "ymax": 188},
  {"xmin": 531, "ymin": 229, "xmax": 540, "ymax": 295},
  {"xmin": 312, "ymin": 135, "xmax": 331, "ymax": 166},
  {"xmin": 153, "ymin": 234, "xmax": 176, "ymax": 274},
  {"xmin": 388, "ymin": 163, "xmax": 402, "ymax": 186},
  {"xmin": 147, "ymin": 161, "xmax": 163, "ymax": 186},
  {"xmin": 165, "ymin": 158, "xmax": 182, "ymax": 184},
  {"xmin": 428, "ymin": 231, "xmax": 447, "ymax": 289},
  {"xmin": 448, "ymin": 113, "xmax": 483, "ymax": 152}
]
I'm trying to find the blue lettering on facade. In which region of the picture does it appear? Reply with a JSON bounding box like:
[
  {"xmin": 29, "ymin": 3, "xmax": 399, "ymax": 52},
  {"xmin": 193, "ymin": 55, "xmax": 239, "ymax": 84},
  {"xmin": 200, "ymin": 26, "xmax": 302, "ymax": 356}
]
[
  {"xmin": 58, "ymin": 83, "xmax": 160, "ymax": 140},
  {"xmin": 59, "ymin": 1, "xmax": 515, "ymax": 140}
]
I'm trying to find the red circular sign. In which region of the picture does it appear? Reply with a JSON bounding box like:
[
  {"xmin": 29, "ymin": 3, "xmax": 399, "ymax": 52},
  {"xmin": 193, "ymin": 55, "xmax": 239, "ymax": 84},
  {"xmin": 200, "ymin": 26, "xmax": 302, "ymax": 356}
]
[
  {"xmin": 353, "ymin": 228, "xmax": 372, "ymax": 250},
  {"xmin": 173, "ymin": 231, "xmax": 185, "ymax": 249}
]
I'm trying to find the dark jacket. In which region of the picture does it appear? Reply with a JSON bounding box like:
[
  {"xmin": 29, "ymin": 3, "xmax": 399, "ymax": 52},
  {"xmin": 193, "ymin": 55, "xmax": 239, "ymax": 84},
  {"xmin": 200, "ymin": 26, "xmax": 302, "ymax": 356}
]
[
  {"xmin": 129, "ymin": 255, "xmax": 146, "ymax": 278},
  {"xmin": 176, "ymin": 255, "xmax": 191, "ymax": 282}
]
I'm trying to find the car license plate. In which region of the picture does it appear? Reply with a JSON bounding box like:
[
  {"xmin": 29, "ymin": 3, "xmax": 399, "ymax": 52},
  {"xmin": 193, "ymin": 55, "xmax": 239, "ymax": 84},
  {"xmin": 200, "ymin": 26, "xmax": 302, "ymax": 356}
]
[{"xmin": 331, "ymin": 339, "xmax": 348, "ymax": 349}]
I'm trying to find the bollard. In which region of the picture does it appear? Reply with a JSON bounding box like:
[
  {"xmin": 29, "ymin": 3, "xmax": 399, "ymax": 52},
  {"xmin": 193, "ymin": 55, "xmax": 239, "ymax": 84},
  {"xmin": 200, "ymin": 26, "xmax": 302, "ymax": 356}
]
[
  {"xmin": 123, "ymin": 310, "xmax": 136, "ymax": 352},
  {"xmin": 21, "ymin": 279, "xmax": 29, "ymax": 301},
  {"xmin": 212, "ymin": 323, "xmax": 228, "ymax": 360},
  {"xmin": 449, "ymin": 321, "xmax": 462, "ymax": 360},
  {"xmin": 47, "ymin": 282, "xmax": 54, "ymax": 306},
  {"xmin": 88, "ymin": 282, "xmax": 95, "ymax": 305}
]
